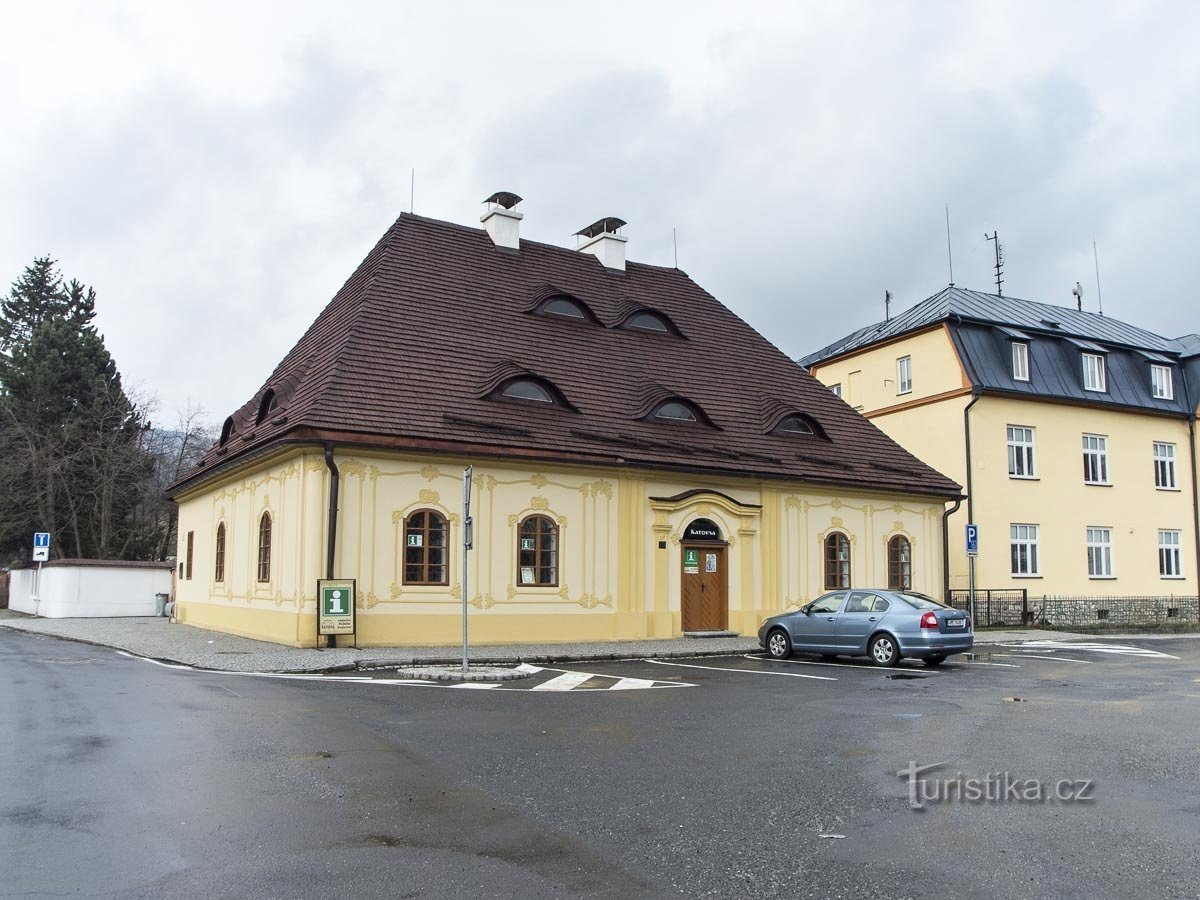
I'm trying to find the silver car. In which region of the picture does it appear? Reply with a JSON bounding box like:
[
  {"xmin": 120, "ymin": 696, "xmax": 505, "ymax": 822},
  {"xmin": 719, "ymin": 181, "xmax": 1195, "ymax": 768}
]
[{"xmin": 757, "ymin": 589, "xmax": 973, "ymax": 667}]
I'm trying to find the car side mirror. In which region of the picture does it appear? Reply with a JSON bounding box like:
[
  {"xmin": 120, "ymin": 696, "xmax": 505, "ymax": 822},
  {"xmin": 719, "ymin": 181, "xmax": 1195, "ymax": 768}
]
[{"xmin": 801, "ymin": 605, "xmax": 813, "ymax": 616}]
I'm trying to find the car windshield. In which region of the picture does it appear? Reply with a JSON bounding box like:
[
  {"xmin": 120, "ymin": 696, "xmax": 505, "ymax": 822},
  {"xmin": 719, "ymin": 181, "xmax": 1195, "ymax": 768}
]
[{"xmin": 896, "ymin": 592, "xmax": 950, "ymax": 610}]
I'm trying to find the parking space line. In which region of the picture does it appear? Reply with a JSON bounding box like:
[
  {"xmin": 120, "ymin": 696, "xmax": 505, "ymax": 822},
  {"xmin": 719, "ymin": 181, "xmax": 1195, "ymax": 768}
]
[
  {"xmin": 989, "ymin": 653, "xmax": 1093, "ymax": 664},
  {"xmin": 741, "ymin": 654, "xmax": 941, "ymax": 674},
  {"xmin": 644, "ymin": 658, "xmax": 837, "ymax": 681}
]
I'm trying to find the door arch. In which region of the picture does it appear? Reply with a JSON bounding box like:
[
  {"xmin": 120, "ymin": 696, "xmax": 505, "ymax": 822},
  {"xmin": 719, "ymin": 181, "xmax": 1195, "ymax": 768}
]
[{"xmin": 681, "ymin": 518, "xmax": 728, "ymax": 631}]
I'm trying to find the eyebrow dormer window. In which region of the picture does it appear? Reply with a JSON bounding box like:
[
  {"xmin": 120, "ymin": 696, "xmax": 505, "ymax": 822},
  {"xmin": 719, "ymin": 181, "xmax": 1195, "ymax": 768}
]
[
  {"xmin": 652, "ymin": 401, "xmax": 698, "ymax": 423},
  {"xmin": 627, "ymin": 312, "xmax": 669, "ymax": 332},
  {"xmin": 219, "ymin": 416, "xmax": 237, "ymax": 447},
  {"xmin": 773, "ymin": 414, "xmax": 816, "ymax": 436},
  {"xmin": 256, "ymin": 389, "xmax": 279, "ymax": 425},
  {"xmin": 501, "ymin": 380, "xmax": 555, "ymax": 403},
  {"xmin": 541, "ymin": 297, "xmax": 588, "ymax": 319}
]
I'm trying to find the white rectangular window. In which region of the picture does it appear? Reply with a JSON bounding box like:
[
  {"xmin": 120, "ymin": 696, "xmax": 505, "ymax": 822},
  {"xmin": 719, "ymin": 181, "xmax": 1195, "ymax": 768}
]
[
  {"xmin": 1012, "ymin": 342, "xmax": 1030, "ymax": 381},
  {"xmin": 829, "ymin": 383, "xmax": 842, "ymax": 398},
  {"xmin": 1086, "ymin": 527, "xmax": 1113, "ymax": 578},
  {"xmin": 1082, "ymin": 434, "xmax": 1109, "ymax": 485},
  {"xmin": 1010, "ymin": 524, "xmax": 1040, "ymax": 576},
  {"xmin": 897, "ymin": 356, "xmax": 912, "ymax": 394},
  {"xmin": 1007, "ymin": 425, "xmax": 1036, "ymax": 478},
  {"xmin": 1154, "ymin": 442, "xmax": 1177, "ymax": 489},
  {"xmin": 1159, "ymin": 529, "xmax": 1182, "ymax": 578},
  {"xmin": 1082, "ymin": 353, "xmax": 1107, "ymax": 392},
  {"xmin": 1150, "ymin": 364, "xmax": 1174, "ymax": 400}
]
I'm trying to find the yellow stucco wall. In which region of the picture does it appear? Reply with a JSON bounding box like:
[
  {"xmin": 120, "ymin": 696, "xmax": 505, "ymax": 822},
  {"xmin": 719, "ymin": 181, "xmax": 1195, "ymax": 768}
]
[
  {"xmin": 810, "ymin": 325, "xmax": 968, "ymax": 412},
  {"xmin": 173, "ymin": 448, "xmax": 949, "ymax": 647}
]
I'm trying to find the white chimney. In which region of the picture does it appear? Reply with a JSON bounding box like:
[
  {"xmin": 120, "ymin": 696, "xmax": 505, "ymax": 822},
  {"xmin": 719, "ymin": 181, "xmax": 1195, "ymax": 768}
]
[
  {"xmin": 481, "ymin": 191, "xmax": 523, "ymax": 250},
  {"xmin": 575, "ymin": 217, "xmax": 628, "ymax": 271}
]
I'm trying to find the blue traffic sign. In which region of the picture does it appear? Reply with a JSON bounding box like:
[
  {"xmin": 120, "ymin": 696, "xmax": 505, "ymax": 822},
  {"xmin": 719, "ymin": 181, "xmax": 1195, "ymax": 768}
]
[
  {"xmin": 32, "ymin": 531, "xmax": 50, "ymax": 562},
  {"xmin": 965, "ymin": 524, "xmax": 979, "ymax": 556},
  {"xmin": 33, "ymin": 532, "xmax": 50, "ymax": 548}
]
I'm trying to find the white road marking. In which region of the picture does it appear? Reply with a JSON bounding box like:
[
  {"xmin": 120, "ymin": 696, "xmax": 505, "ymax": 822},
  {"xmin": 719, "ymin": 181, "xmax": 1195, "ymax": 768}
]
[
  {"xmin": 644, "ymin": 658, "xmax": 836, "ymax": 681},
  {"xmin": 448, "ymin": 682, "xmax": 502, "ymax": 690},
  {"xmin": 959, "ymin": 661, "xmax": 1021, "ymax": 668},
  {"xmin": 999, "ymin": 641, "xmax": 1179, "ymax": 659},
  {"xmin": 529, "ymin": 671, "xmax": 597, "ymax": 691},
  {"xmin": 610, "ymin": 677, "xmax": 660, "ymax": 690},
  {"xmin": 742, "ymin": 653, "xmax": 941, "ymax": 674}
]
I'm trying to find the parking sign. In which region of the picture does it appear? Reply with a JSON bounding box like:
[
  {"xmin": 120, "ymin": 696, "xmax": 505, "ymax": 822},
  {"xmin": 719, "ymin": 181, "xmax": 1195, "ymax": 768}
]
[
  {"xmin": 32, "ymin": 532, "xmax": 50, "ymax": 562},
  {"xmin": 965, "ymin": 524, "xmax": 979, "ymax": 557}
]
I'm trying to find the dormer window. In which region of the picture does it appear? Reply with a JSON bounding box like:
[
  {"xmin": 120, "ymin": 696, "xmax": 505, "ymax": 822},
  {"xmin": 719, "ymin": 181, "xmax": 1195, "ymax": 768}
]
[
  {"xmin": 772, "ymin": 414, "xmax": 816, "ymax": 436},
  {"xmin": 256, "ymin": 389, "xmax": 279, "ymax": 425},
  {"xmin": 540, "ymin": 296, "xmax": 589, "ymax": 320},
  {"xmin": 627, "ymin": 312, "xmax": 669, "ymax": 332},
  {"xmin": 501, "ymin": 380, "xmax": 555, "ymax": 403},
  {"xmin": 1082, "ymin": 353, "xmax": 1107, "ymax": 392},
  {"xmin": 1150, "ymin": 364, "xmax": 1174, "ymax": 400},
  {"xmin": 219, "ymin": 416, "xmax": 237, "ymax": 446}
]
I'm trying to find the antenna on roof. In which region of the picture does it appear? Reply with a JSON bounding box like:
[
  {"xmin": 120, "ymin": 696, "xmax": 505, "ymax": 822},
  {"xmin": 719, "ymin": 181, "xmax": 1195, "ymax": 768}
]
[
  {"xmin": 1072, "ymin": 281, "xmax": 1084, "ymax": 311},
  {"xmin": 885, "ymin": 289, "xmax": 893, "ymax": 321},
  {"xmin": 1092, "ymin": 239, "xmax": 1104, "ymax": 317},
  {"xmin": 673, "ymin": 227, "xmax": 678, "ymax": 268},
  {"xmin": 984, "ymin": 231, "xmax": 1004, "ymax": 296},
  {"xmin": 944, "ymin": 204, "xmax": 955, "ymax": 286},
  {"xmin": 410, "ymin": 168, "xmax": 415, "ymax": 213}
]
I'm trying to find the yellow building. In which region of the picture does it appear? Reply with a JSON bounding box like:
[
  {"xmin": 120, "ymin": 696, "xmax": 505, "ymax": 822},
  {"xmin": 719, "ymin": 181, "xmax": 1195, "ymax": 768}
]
[
  {"xmin": 167, "ymin": 195, "xmax": 961, "ymax": 648},
  {"xmin": 803, "ymin": 286, "xmax": 1200, "ymax": 607}
]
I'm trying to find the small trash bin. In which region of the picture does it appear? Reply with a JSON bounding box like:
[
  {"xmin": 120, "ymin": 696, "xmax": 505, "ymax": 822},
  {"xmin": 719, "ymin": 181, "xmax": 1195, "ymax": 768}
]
[{"xmin": 155, "ymin": 593, "xmax": 170, "ymax": 617}]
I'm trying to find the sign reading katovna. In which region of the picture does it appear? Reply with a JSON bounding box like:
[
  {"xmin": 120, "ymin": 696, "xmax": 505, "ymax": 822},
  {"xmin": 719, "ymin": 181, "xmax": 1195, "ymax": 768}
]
[{"xmin": 317, "ymin": 579, "xmax": 356, "ymax": 637}]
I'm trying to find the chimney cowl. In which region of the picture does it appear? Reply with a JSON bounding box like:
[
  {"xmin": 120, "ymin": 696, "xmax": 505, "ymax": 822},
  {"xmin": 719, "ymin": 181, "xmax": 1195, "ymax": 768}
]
[
  {"xmin": 575, "ymin": 217, "xmax": 628, "ymax": 271},
  {"xmin": 481, "ymin": 191, "xmax": 523, "ymax": 250}
]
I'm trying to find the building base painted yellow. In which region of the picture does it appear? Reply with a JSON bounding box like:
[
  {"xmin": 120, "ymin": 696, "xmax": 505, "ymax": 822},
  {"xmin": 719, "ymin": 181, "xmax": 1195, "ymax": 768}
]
[{"xmin": 173, "ymin": 447, "xmax": 950, "ymax": 647}]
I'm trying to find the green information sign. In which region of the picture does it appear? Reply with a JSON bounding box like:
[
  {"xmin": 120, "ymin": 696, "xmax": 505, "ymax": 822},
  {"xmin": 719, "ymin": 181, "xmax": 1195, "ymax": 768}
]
[
  {"xmin": 317, "ymin": 578, "xmax": 356, "ymax": 636},
  {"xmin": 684, "ymin": 549, "xmax": 699, "ymax": 567}
]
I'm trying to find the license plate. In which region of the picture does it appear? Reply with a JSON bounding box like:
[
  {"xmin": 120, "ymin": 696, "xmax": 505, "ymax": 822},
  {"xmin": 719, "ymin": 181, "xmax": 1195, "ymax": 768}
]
[{"xmin": 946, "ymin": 618, "xmax": 966, "ymax": 629}]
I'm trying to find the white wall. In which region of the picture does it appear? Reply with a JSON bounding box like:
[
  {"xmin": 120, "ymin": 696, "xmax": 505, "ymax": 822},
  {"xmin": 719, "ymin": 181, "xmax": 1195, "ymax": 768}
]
[{"xmin": 8, "ymin": 565, "xmax": 173, "ymax": 617}]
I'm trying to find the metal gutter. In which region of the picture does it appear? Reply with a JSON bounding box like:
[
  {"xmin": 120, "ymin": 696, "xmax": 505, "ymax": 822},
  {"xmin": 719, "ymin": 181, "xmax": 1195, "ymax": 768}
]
[
  {"xmin": 940, "ymin": 496, "xmax": 962, "ymax": 602},
  {"xmin": 323, "ymin": 443, "xmax": 339, "ymax": 581}
]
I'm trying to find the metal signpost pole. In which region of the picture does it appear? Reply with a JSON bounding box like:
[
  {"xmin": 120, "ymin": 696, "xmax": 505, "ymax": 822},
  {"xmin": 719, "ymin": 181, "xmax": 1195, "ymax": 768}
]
[
  {"xmin": 965, "ymin": 524, "xmax": 978, "ymax": 627},
  {"xmin": 462, "ymin": 466, "xmax": 473, "ymax": 675}
]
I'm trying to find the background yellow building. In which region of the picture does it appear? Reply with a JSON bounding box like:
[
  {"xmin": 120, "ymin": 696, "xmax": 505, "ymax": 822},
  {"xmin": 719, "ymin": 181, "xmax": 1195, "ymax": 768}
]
[
  {"xmin": 168, "ymin": 196, "xmax": 961, "ymax": 647},
  {"xmin": 803, "ymin": 286, "xmax": 1200, "ymax": 620}
]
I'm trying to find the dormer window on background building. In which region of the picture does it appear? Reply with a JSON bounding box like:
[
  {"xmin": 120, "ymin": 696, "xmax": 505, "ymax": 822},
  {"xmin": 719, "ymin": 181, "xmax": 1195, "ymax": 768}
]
[
  {"xmin": 1150, "ymin": 364, "xmax": 1174, "ymax": 400},
  {"xmin": 1082, "ymin": 353, "xmax": 1107, "ymax": 392},
  {"xmin": 1012, "ymin": 342, "xmax": 1030, "ymax": 381}
]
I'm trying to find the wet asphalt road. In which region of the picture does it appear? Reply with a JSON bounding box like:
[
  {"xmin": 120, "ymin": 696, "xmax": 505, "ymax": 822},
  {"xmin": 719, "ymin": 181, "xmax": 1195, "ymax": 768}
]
[{"xmin": 3, "ymin": 630, "xmax": 1200, "ymax": 899}]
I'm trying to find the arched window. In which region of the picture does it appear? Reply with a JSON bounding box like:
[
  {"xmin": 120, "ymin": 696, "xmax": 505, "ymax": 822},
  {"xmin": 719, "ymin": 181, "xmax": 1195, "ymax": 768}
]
[
  {"xmin": 651, "ymin": 400, "xmax": 698, "ymax": 423},
  {"xmin": 626, "ymin": 311, "xmax": 670, "ymax": 333},
  {"xmin": 540, "ymin": 296, "xmax": 589, "ymax": 320},
  {"xmin": 214, "ymin": 522, "xmax": 226, "ymax": 583},
  {"xmin": 772, "ymin": 414, "xmax": 816, "ymax": 436},
  {"xmin": 219, "ymin": 416, "xmax": 237, "ymax": 447},
  {"xmin": 518, "ymin": 515, "xmax": 558, "ymax": 586},
  {"xmin": 824, "ymin": 532, "xmax": 851, "ymax": 590},
  {"xmin": 501, "ymin": 379, "xmax": 555, "ymax": 403},
  {"xmin": 256, "ymin": 389, "xmax": 279, "ymax": 425},
  {"xmin": 404, "ymin": 509, "xmax": 449, "ymax": 585},
  {"xmin": 888, "ymin": 535, "xmax": 912, "ymax": 591},
  {"xmin": 257, "ymin": 512, "xmax": 272, "ymax": 583}
]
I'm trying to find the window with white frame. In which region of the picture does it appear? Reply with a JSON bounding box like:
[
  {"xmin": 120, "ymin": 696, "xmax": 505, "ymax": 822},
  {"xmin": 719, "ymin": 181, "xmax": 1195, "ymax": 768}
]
[
  {"xmin": 896, "ymin": 356, "xmax": 912, "ymax": 394},
  {"xmin": 1007, "ymin": 425, "xmax": 1036, "ymax": 478},
  {"xmin": 1010, "ymin": 524, "xmax": 1040, "ymax": 576},
  {"xmin": 1150, "ymin": 364, "xmax": 1174, "ymax": 400},
  {"xmin": 829, "ymin": 383, "xmax": 842, "ymax": 398},
  {"xmin": 1082, "ymin": 353, "xmax": 1107, "ymax": 392},
  {"xmin": 1082, "ymin": 434, "xmax": 1109, "ymax": 485},
  {"xmin": 1159, "ymin": 529, "xmax": 1183, "ymax": 578},
  {"xmin": 1153, "ymin": 442, "xmax": 1177, "ymax": 489},
  {"xmin": 1012, "ymin": 342, "xmax": 1030, "ymax": 381},
  {"xmin": 1086, "ymin": 527, "xmax": 1113, "ymax": 578}
]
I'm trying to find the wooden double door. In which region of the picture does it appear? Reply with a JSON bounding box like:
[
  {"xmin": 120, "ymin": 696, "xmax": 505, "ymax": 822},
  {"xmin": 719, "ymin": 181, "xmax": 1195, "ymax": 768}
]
[{"xmin": 681, "ymin": 544, "xmax": 728, "ymax": 632}]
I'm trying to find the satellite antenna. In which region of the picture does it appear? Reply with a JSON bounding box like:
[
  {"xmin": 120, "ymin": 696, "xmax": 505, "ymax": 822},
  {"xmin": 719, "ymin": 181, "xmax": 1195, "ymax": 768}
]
[
  {"xmin": 1072, "ymin": 281, "xmax": 1084, "ymax": 311},
  {"xmin": 885, "ymin": 289, "xmax": 893, "ymax": 321}
]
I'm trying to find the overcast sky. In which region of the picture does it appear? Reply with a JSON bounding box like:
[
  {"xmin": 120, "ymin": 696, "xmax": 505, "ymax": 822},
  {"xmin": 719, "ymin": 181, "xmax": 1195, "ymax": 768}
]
[{"xmin": 3, "ymin": 2, "xmax": 1198, "ymax": 426}]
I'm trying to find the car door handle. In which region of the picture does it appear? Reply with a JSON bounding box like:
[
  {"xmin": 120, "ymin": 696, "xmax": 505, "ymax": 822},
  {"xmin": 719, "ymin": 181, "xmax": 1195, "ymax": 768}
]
[
  {"xmin": 825, "ymin": 616, "xmax": 835, "ymax": 621},
  {"xmin": 869, "ymin": 616, "xmax": 877, "ymax": 622}
]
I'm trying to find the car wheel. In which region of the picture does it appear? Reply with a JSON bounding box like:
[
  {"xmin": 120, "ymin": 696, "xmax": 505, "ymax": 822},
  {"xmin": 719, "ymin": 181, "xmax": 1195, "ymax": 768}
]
[
  {"xmin": 766, "ymin": 629, "xmax": 792, "ymax": 659},
  {"xmin": 869, "ymin": 634, "xmax": 900, "ymax": 667},
  {"xmin": 924, "ymin": 655, "xmax": 947, "ymax": 668}
]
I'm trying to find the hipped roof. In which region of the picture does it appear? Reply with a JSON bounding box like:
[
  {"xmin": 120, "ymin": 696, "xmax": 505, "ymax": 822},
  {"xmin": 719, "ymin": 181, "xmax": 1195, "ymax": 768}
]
[{"xmin": 170, "ymin": 213, "xmax": 960, "ymax": 499}]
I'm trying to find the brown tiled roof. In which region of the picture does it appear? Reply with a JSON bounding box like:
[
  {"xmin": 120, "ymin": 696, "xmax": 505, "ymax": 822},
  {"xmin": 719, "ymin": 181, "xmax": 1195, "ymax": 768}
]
[{"xmin": 170, "ymin": 214, "xmax": 961, "ymax": 499}]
